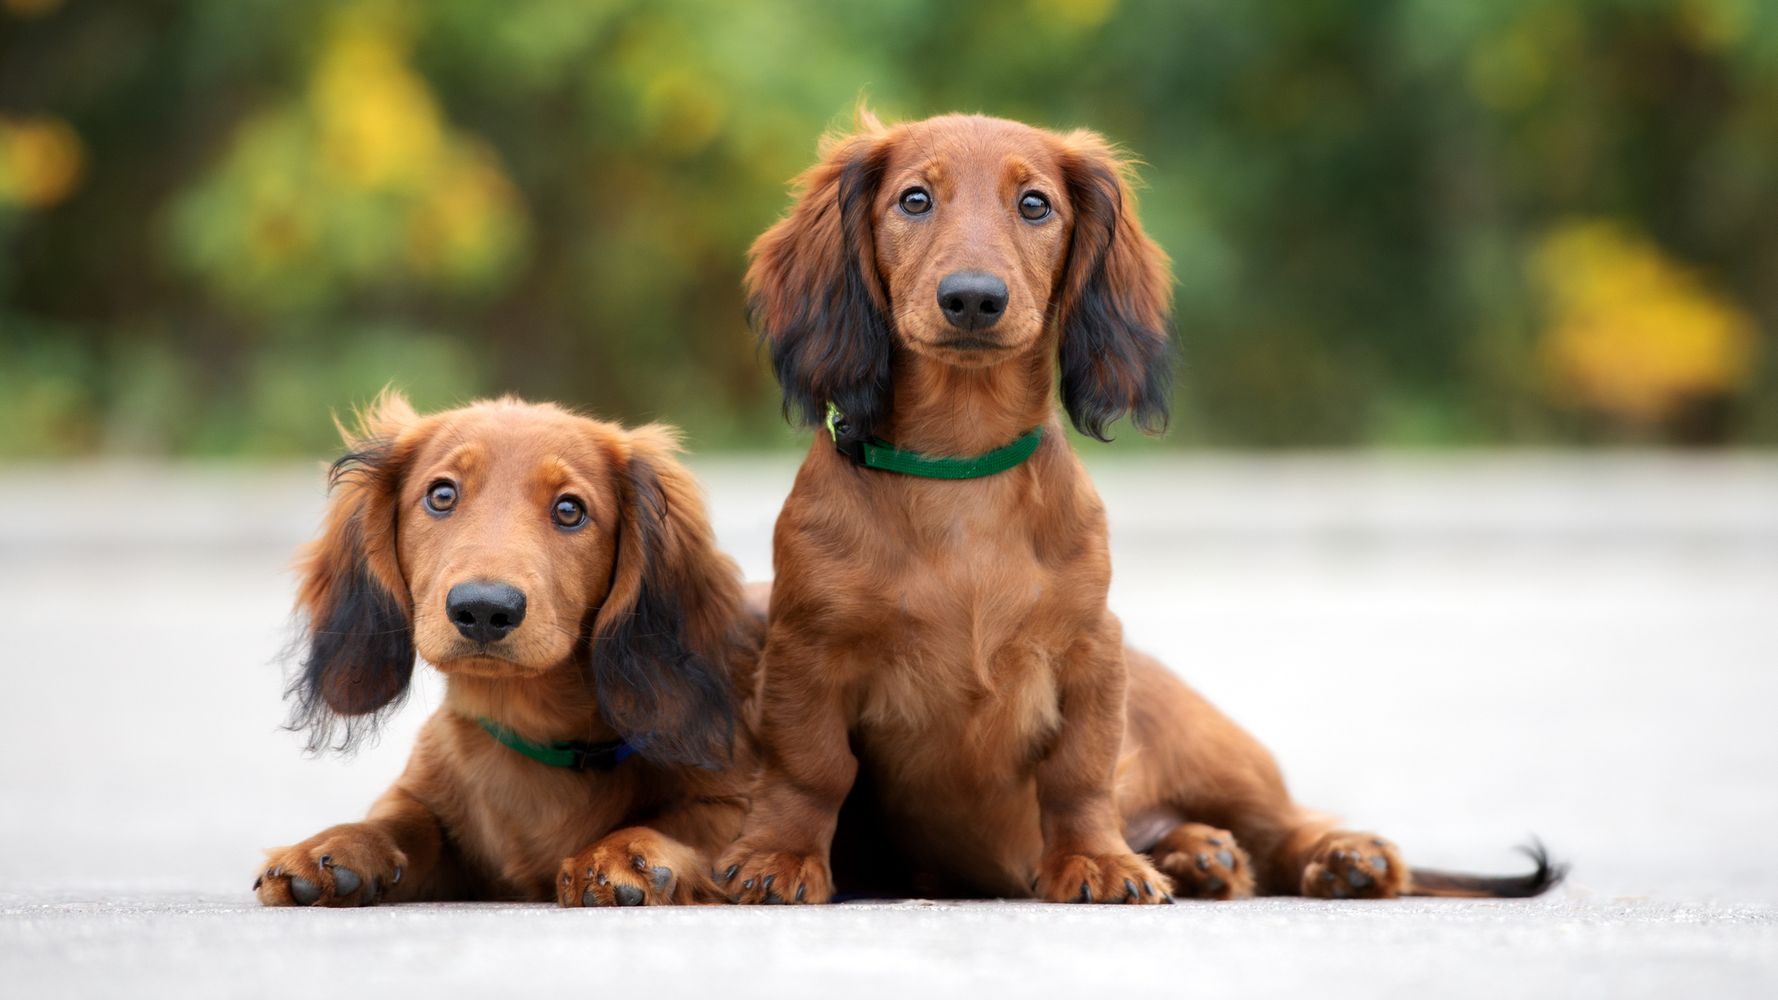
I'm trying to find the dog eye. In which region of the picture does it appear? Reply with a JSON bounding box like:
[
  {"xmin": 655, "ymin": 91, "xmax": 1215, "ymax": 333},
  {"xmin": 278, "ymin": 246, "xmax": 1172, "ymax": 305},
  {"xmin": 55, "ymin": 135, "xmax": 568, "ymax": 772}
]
[
  {"xmin": 423, "ymin": 480, "xmax": 458, "ymax": 515},
  {"xmin": 1018, "ymin": 191, "xmax": 1051, "ymax": 221},
  {"xmin": 552, "ymin": 496, "xmax": 588, "ymax": 529},
  {"xmin": 898, "ymin": 187, "xmax": 932, "ymax": 216}
]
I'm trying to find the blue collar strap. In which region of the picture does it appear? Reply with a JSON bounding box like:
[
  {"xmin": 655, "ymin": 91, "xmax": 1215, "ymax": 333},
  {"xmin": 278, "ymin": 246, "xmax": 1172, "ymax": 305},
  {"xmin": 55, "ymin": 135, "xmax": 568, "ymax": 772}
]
[{"xmin": 476, "ymin": 717, "xmax": 636, "ymax": 771}]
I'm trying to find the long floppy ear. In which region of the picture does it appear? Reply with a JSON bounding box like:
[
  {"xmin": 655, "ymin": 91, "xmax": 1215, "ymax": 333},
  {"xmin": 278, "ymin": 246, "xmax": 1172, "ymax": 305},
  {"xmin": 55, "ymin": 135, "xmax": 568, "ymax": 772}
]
[
  {"xmin": 746, "ymin": 117, "xmax": 894, "ymax": 445},
  {"xmin": 589, "ymin": 426, "xmax": 747, "ymax": 769},
  {"xmin": 1053, "ymin": 131, "xmax": 1175, "ymax": 441},
  {"xmin": 285, "ymin": 390, "xmax": 420, "ymax": 752}
]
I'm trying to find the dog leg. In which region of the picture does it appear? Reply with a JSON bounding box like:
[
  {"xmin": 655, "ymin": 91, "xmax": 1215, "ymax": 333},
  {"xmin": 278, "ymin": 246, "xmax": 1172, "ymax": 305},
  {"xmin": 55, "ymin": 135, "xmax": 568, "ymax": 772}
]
[
  {"xmin": 717, "ymin": 636, "xmax": 854, "ymax": 905},
  {"xmin": 1034, "ymin": 624, "xmax": 1170, "ymax": 904}
]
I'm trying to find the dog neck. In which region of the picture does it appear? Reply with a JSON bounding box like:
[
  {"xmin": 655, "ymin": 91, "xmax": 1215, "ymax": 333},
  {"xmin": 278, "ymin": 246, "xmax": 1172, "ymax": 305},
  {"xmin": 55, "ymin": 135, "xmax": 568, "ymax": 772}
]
[
  {"xmin": 442, "ymin": 660, "xmax": 622, "ymax": 745},
  {"xmin": 880, "ymin": 341, "xmax": 1057, "ymax": 457}
]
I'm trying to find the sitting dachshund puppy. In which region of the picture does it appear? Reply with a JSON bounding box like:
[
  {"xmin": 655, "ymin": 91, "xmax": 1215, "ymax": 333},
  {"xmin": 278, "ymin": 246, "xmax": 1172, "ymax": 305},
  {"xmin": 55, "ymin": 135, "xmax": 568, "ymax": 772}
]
[
  {"xmin": 255, "ymin": 393, "xmax": 761, "ymax": 907},
  {"xmin": 720, "ymin": 111, "xmax": 1562, "ymax": 904}
]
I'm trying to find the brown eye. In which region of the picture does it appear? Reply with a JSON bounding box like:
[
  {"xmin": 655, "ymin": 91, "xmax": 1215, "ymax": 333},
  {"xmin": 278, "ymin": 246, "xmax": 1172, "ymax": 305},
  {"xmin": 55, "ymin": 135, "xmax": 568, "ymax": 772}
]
[
  {"xmin": 552, "ymin": 496, "xmax": 587, "ymax": 529},
  {"xmin": 899, "ymin": 187, "xmax": 932, "ymax": 216},
  {"xmin": 1018, "ymin": 191, "xmax": 1051, "ymax": 221},
  {"xmin": 424, "ymin": 480, "xmax": 458, "ymax": 515}
]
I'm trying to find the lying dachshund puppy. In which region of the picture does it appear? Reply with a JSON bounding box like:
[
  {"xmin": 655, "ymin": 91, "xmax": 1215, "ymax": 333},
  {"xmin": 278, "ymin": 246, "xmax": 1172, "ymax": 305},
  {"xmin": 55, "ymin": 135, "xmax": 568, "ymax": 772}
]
[
  {"xmin": 721, "ymin": 110, "xmax": 1562, "ymax": 903},
  {"xmin": 255, "ymin": 393, "xmax": 761, "ymax": 907}
]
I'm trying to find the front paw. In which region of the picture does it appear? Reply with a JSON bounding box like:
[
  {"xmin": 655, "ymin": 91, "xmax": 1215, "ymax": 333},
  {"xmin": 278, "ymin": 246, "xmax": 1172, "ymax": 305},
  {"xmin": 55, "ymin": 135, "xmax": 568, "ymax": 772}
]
[
  {"xmin": 256, "ymin": 824, "xmax": 406, "ymax": 907},
  {"xmin": 1036, "ymin": 849, "xmax": 1171, "ymax": 904},
  {"xmin": 559, "ymin": 828, "xmax": 709, "ymax": 907},
  {"xmin": 714, "ymin": 844, "xmax": 831, "ymax": 904}
]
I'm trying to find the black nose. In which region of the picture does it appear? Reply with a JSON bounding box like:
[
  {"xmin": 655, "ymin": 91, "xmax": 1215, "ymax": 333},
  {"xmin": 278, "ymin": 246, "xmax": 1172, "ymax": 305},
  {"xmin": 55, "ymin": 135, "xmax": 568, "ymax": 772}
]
[
  {"xmin": 937, "ymin": 271, "xmax": 1008, "ymax": 331},
  {"xmin": 446, "ymin": 581, "xmax": 527, "ymax": 643}
]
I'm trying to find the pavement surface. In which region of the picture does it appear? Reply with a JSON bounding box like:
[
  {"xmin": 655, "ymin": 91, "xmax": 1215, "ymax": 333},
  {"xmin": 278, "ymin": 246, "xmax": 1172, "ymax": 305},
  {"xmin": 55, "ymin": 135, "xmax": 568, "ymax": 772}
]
[{"xmin": 2, "ymin": 453, "xmax": 1775, "ymax": 997}]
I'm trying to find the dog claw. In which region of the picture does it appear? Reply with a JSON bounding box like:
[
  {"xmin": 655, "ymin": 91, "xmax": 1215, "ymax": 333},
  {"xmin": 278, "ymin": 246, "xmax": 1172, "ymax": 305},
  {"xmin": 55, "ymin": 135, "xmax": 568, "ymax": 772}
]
[
  {"xmin": 795, "ymin": 884, "xmax": 806, "ymax": 902},
  {"xmin": 721, "ymin": 864, "xmax": 739, "ymax": 883},
  {"xmin": 1078, "ymin": 881, "xmax": 1092, "ymax": 903},
  {"xmin": 392, "ymin": 865, "xmax": 402, "ymax": 885},
  {"xmin": 252, "ymin": 876, "xmax": 262, "ymax": 891}
]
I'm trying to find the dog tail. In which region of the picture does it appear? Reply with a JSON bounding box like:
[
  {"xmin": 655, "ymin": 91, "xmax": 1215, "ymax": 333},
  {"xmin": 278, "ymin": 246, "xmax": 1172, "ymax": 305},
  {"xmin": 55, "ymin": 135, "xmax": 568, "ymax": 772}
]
[{"xmin": 1405, "ymin": 838, "xmax": 1568, "ymax": 898}]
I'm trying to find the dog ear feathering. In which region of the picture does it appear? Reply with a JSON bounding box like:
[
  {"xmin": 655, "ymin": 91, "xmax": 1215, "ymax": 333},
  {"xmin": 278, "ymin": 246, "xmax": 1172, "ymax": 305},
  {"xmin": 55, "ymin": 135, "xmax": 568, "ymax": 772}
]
[
  {"xmin": 1052, "ymin": 130, "xmax": 1174, "ymax": 442},
  {"xmin": 746, "ymin": 118, "xmax": 895, "ymax": 445},
  {"xmin": 286, "ymin": 390, "xmax": 420, "ymax": 752},
  {"xmin": 588, "ymin": 425, "xmax": 746, "ymax": 769}
]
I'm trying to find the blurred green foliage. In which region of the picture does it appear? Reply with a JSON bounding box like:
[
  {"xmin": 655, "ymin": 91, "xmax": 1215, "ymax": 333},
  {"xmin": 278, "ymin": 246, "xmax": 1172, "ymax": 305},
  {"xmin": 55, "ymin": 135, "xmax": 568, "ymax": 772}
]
[{"xmin": 2, "ymin": 0, "xmax": 1776, "ymax": 456}]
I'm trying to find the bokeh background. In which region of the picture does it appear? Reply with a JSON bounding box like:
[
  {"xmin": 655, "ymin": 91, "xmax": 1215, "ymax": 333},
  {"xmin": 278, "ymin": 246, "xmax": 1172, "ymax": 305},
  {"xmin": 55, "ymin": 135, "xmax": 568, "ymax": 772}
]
[{"xmin": 2, "ymin": 0, "xmax": 1776, "ymax": 457}]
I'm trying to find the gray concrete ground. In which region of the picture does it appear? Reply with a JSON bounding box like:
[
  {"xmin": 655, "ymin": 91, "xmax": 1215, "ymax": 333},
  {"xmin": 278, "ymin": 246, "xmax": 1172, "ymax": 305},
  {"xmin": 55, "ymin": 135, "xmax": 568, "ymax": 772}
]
[{"xmin": 2, "ymin": 453, "xmax": 1775, "ymax": 997}]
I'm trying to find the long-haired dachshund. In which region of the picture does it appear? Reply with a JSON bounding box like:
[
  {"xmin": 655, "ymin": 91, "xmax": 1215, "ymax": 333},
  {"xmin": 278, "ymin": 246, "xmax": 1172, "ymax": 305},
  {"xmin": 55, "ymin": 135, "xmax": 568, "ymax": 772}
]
[
  {"xmin": 719, "ymin": 111, "xmax": 1562, "ymax": 904},
  {"xmin": 255, "ymin": 393, "xmax": 760, "ymax": 907}
]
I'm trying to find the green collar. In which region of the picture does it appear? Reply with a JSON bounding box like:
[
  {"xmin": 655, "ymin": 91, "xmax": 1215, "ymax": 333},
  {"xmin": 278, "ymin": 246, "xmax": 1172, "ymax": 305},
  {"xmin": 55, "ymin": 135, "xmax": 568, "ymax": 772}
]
[
  {"xmin": 825, "ymin": 402, "xmax": 1043, "ymax": 479},
  {"xmin": 476, "ymin": 717, "xmax": 636, "ymax": 771}
]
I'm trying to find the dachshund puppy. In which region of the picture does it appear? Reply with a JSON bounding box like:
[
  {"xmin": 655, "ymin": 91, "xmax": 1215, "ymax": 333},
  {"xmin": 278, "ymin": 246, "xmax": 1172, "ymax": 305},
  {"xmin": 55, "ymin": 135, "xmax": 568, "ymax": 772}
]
[
  {"xmin": 721, "ymin": 111, "xmax": 1561, "ymax": 904},
  {"xmin": 255, "ymin": 393, "xmax": 761, "ymax": 907}
]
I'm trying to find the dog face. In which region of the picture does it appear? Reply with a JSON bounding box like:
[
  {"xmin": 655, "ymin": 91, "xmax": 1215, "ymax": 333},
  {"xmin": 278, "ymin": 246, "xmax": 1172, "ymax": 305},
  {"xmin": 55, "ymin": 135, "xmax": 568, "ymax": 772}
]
[
  {"xmin": 394, "ymin": 403, "xmax": 624, "ymax": 677},
  {"xmin": 286, "ymin": 393, "xmax": 740, "ymax": 766},
  {"xmin": 748, "ymin": 111, "xmax": 1173, "ymax": 442},
  {"xmin": 872, "ymin": 116, "xmax": 1073, "ymax": 367}
]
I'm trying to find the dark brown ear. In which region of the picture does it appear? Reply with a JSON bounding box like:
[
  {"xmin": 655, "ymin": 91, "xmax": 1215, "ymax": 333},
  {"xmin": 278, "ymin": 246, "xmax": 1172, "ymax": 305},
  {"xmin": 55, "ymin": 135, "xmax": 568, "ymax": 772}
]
[
  {"xmin": 746, "ymin": 119, "xmax": 894, "ymax": 446},
  {"xmin": 286, "ymin": 391, "xmax": 419, "ymax": 752},
  {"xmin": 1053, "ymin": 131, "xmax": 1174, "ymax": 441},
  {"xmin": 589, "ymin": 426, "xmax": 747, "ymax": 769}
]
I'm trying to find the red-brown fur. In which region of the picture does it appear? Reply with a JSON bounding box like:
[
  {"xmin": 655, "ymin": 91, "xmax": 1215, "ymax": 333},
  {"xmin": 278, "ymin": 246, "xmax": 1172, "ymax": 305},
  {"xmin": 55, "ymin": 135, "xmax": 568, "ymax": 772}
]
[
  {"xmin": 255, "ymin": 394, "xmax": 763, "ymax": 907},
  {"xmin": 722, "ymin": 111, "xmax": 1562, "ymax": 903}
]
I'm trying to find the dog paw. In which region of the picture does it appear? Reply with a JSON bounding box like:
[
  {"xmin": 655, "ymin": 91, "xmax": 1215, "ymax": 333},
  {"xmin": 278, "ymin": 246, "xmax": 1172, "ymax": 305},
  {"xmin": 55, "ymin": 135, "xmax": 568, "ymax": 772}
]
[
  {"xmin": 715, "ymin": 845, "xmax": 831, "ymax": 904},
  {"xmin": 559, "ymin": 828, "xmax": 707, "ymax": 907},
  {"xmin": 256, "ymin": 824, "xmax": 406, "ymax": 907},
  {"xmin": 1302, "ymin": 832, "xmax": 1406, "ymax": 899},
  {"xmin": 1036, "ymin": 849, "xmax": 1172, "ymax": 904},
  {"xmin": 1150, "ymin": 823, "xmax": 1254, "ymax": 900}
]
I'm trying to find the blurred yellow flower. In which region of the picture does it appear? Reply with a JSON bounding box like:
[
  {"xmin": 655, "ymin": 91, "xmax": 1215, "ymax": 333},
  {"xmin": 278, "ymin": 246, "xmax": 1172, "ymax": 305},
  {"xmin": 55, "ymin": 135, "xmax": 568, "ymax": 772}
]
[
  {"xmin": 406, "ymin": 141, "xmax": 524, "ymax": 281},
  {"xmin": 1031, "ymin": 0, "xmax": 1118, "ymax": 30},
  {"xmin": 311, "ymin": 17, "xmax": 443, "ymax": 189},
  {"xmin": 170, "ymin": 1, "xmax": 526, "ymax": 309},
  {"xmin": 0, "ymin": 115, "xmax": 85, "ymax": 208},
  {"xmin": 1535, "ymin": 220, "xmax": 1757, "ymax": 424}
]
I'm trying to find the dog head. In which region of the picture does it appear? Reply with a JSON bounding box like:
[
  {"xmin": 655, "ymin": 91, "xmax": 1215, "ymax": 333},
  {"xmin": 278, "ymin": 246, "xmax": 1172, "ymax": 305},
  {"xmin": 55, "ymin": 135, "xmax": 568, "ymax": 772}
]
[
  {"xmin": 286, "ymin": 392, "xmax": 740, "ymax": 767},
  {"xmin": 748, "ymin": 110, "xmax": 1173, "ymax": 443}
]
